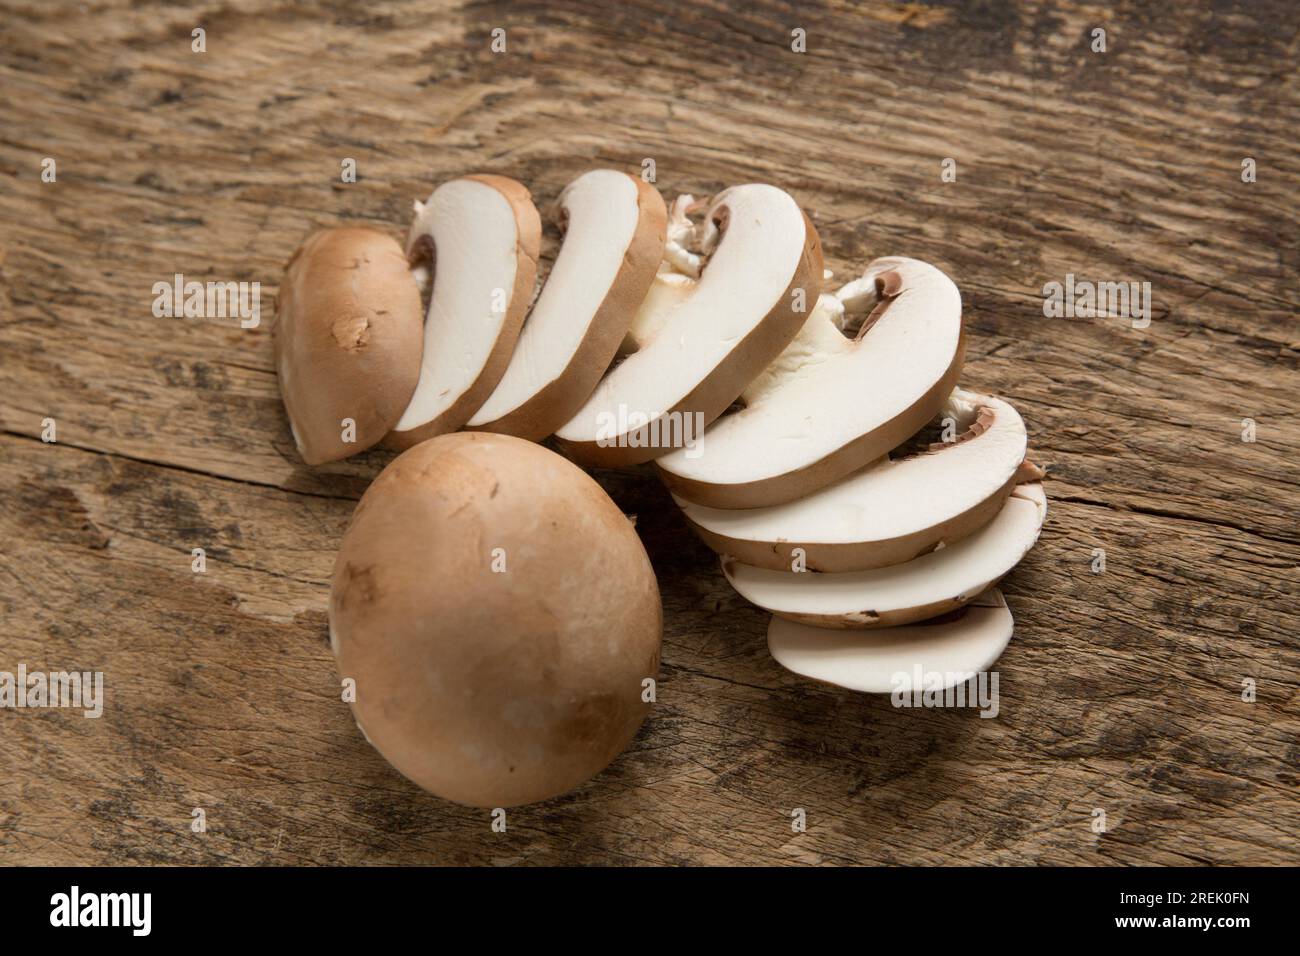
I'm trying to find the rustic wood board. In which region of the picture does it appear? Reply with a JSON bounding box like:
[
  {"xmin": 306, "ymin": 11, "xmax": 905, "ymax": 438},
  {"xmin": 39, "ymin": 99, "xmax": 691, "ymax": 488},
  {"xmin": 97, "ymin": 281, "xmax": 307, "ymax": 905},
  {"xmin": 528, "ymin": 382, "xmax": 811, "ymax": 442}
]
[{"xmin": 1, "ymin": 0, "xmax": 1297, "ymax": 866}]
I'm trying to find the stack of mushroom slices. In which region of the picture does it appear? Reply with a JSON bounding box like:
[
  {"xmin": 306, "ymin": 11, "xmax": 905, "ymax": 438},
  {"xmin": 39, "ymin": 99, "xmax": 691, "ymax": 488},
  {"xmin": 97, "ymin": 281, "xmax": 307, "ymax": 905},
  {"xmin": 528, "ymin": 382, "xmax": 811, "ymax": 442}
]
[
  {"xmin": 274, "ymin": 171, "xmax": 1047, "ymax": 694},
  {"xmin": 274, "ymin": 169, "xmax": 669, "ymax": 462},
  {"xmin": 657, "ymin": 257, "xmax": 1047, "ymax": 695}
]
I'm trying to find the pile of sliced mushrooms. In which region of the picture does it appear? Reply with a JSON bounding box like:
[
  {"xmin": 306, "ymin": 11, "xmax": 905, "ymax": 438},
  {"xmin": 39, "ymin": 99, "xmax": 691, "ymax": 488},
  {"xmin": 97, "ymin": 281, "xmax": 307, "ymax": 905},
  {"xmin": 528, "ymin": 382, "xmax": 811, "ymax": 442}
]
[{"xmin": 276, "ymin": 170, "xmax": 1046, "ymax": 805}]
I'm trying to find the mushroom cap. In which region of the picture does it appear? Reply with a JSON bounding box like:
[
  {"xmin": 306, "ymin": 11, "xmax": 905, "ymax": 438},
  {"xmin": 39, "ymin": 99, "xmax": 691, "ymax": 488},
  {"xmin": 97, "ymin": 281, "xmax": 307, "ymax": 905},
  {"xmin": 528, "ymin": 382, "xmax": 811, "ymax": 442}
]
[
  {"xmin": 273, "ymin": 227, "xmax": 424, "ymax": 464},
  {"xmin": 330, "ymin": 432, "xmax": 662, "ymax": 808}
]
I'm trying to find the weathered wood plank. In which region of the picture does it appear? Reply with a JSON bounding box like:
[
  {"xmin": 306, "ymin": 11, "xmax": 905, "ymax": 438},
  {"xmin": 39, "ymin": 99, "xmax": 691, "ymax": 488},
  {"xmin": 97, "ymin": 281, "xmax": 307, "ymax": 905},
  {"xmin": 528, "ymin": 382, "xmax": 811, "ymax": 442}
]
[{"xmin": 1, "ymin": 0, "xmax": 1296, "ymax": 865}]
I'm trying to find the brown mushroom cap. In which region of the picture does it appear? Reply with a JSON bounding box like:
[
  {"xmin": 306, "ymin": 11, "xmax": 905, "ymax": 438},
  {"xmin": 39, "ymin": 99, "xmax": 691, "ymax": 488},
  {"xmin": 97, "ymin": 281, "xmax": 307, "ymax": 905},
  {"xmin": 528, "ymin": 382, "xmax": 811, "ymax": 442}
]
[
  {"xmin": 330, "ymin": 432, "xmax": 662, "ymax": 808},
  {"xmin": 274, "ymin": 227, "xmax": 424, "ymax": 465}
]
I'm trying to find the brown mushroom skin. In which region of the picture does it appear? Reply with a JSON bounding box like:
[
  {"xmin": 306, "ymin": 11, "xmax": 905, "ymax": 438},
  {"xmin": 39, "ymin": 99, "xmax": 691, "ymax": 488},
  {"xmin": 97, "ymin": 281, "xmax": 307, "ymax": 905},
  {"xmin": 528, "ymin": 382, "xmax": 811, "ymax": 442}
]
[
  {"xmin": 330, "ymin": 432, "xmax": 662, "ymax": 808},
  {"xmin": 274, "ymin": 227, "xmax": 424, "ymax": 465}
]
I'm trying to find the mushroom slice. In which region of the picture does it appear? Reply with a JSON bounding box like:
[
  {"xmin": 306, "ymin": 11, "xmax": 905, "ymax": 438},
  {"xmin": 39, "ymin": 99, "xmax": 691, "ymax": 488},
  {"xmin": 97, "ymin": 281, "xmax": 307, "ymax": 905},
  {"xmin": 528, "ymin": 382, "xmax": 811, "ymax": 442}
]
[
  {"xmin": 274, "ymin": 227, "xmax": 425, "ymax": 465},
  {"xmin": 656, "ymin": 257, "xmax": 965, "ymax": 508},
  {"xmin": 766, "ymin": 590, "xmax": 1014, "ymax": 694},
  {"xmin": 467, "ymin": 170, "xmax": 667, "ymax": 440},
  {"xmin": 386, "ymin": 175, "xmax": 542, "ymax": 449},
  {"xmin": 554, "ymin": 184, "xmax": 823, "ymax": 467},
  {"xmin": 724, "ymin": 483, "xmax": 1046, "ymax": 628},
  {"xmin": 677, "ymin": 389, "xmax": 1033, "ymax": 572}
]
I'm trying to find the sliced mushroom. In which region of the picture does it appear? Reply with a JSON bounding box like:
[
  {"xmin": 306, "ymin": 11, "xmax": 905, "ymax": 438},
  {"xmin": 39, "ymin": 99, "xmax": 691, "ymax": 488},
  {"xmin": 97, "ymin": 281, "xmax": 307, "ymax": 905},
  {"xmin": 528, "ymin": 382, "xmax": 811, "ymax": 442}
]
[
  {"xmin": 656, "ymin": 257, "xmax": 965, "ymax": 507},
  {"xmin": 274, "ymin": 227, "xmax": 425, "ymax": 465},
  {"xmin": 467, "ymin": 171, "xmax": 667, "ymax": 440},
  {"xmin": 724, "ymin": 483, "xmax": 1045, "ymax": 628},
  {"xmin": 677, "ymin": 389, "xmax": 1034, "ymax": 572},
  {"xmin": 386, "ymin": 175, "xmax": 541, "ymax": 449},
  {"xmin": 766, "ymin": 590, "xmax": 1014, "ymax": 693},
  {"xmin": 554, "ymin": 184, "xmax": 823, "ymax": 467}
]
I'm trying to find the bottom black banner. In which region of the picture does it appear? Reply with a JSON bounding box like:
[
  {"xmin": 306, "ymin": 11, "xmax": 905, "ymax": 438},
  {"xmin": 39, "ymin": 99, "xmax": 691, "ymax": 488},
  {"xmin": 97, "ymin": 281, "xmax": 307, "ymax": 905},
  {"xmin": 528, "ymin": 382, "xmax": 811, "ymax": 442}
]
[{"xmin": 0, "ymin": 865, "xmax": 1278, "ymax": 941}]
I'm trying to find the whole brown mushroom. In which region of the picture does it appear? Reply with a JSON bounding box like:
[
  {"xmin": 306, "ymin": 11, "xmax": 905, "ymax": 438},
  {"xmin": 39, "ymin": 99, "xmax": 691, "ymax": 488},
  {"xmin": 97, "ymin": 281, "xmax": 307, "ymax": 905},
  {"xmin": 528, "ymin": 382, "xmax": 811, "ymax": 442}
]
[{"xmin": 330, "ymin": 432, "xmax": 662, "ymax": 807}]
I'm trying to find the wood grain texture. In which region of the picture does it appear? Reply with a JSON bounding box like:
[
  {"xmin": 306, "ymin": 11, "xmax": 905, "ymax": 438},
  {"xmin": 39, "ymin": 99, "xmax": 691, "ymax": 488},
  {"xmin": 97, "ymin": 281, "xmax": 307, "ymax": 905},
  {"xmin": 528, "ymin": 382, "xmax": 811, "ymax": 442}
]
[{"xmin": 1, "ymin": 0, "xmax": 1297, "ymax": 865}]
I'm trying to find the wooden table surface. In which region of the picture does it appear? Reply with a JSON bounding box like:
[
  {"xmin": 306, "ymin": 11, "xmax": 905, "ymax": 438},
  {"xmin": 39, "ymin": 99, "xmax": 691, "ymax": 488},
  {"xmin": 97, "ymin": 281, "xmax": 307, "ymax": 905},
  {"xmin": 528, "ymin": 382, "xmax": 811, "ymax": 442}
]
[{"xmin": 2, "ymin": 0, "xmax": 1297, "ymax": 866}]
